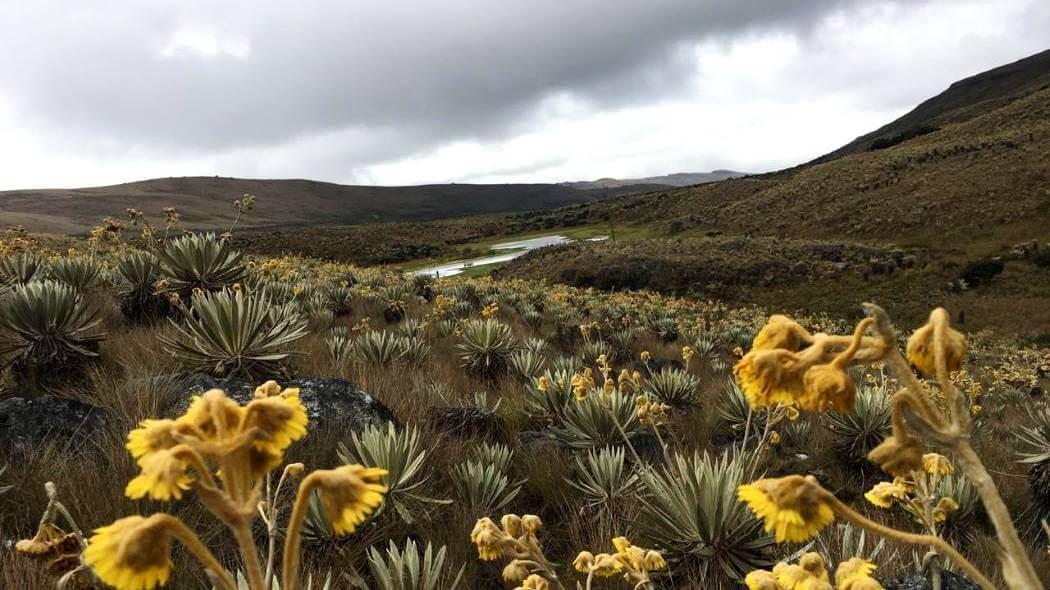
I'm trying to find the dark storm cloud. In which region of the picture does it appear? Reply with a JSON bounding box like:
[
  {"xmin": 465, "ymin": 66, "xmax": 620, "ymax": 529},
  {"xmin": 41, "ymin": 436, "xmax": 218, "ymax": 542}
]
[{"xmin": 0, "ymin": 0, "xmax": 885, "ymax": 158}]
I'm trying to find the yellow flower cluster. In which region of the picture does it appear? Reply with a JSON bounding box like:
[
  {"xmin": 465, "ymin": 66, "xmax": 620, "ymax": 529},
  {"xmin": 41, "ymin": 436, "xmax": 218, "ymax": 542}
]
[
  {"xmin": 746, "ymin": 554, "xmax": 882, "ymax": 590},
  {"xmin": 573, "ymin": 536, "xmax": 666, "ymax": 585},
  {"xmin": 80, "ymin": 381, "xmax": 387, "ymax": 590},
  {"xmin": 734, "ymin": 315, "xmax": 873, "ymax": 413}
]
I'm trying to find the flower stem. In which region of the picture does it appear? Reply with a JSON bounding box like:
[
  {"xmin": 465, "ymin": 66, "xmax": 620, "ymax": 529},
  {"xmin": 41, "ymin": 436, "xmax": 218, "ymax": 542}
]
[
  {"xmin": 232, "ymin": 517, "xmax": 267, "ymax": 590},
  {"xmin": 163, "ymin": 515, "xmax": 237, "ymax": 590},
  {"xmin": 822, "ymin": 493, "xmax": 995, "ymax": 590},
  {"xmin": 953, "ymin": 440, "xmax": 1045, "ymax": 589},
  {"xmin": 282, "ymin": 474, "xmax": 319, "ymax": 590}
]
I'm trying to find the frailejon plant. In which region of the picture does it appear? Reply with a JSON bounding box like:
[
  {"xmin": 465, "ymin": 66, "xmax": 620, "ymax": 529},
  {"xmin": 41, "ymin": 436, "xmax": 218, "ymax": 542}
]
[
  {"xmin": 48, "ymin": 256, "xmax": 103, "ymax": 292},
  {"xmin": 734, "ymin": 306, "xmax": 1042, "ymax": 590},
  {"xmin": 364, "ymin": 538, "xmax": 464, "ymax": 590},
  {"xmin": 16, "ymin": 381, "xmax": 387, "ymax": 590},
  {"xmin": 115, "ymin": 250, "xmax": 171, "ymax": 323},
  {"xmin": 156, "ymin": 232, "xmax": 246, "ymax": 299},
  {"xmin": 0, "ymin": 279, "xmax": 104, "ymax": 392},
  {"xmin": 160, "ymin": 288, "xmax": 308, "ymax": 380},
  {"xmin": 0, "ymin": 251, "xmax": 45, "ymax": 289},
  {"xmin": 457, "ymin": 319, "xmax": 516, "ymax": 379}
]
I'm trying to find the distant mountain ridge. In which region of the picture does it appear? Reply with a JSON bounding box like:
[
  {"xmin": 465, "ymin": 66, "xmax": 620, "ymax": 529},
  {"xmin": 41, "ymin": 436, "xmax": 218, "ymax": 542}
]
[
  {"xmin": 0, "ymin": 176, "xmax": 661, "ymax": 234},
  {"xmin": 563, "ymin": 169, "xmax": 746, "ymax": 189}
]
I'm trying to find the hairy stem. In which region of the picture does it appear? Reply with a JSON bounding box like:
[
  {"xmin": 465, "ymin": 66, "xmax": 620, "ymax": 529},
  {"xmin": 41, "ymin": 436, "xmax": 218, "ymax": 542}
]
[{"xmin": 823, "ymin": 494, "xmax": 995, "ymax": 590}]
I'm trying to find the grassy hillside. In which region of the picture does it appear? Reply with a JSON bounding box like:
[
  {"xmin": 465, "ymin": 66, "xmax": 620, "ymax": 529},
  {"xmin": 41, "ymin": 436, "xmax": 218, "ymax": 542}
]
[
  {"xmin": 0, "ymin": 176, "xmax": 658, "ymax": 234},
  {"xmin": 813, "ymin": 48, "xmax": 1050, "ymax": 163}
]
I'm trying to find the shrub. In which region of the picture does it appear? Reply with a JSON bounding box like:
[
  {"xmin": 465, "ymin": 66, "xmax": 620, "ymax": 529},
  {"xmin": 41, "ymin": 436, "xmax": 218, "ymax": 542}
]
[
  {"xmin": 399, "ymin": 334, "xmax": 432, "ymax": 367},
  {"xmin": 324, "ymin": 284, "xmax": 355, "ymax": 316},
  {"xmin": 525, "ymin": 368, "xmax": 575, "ymax": 419},
  {"xmin": 638, "ymin": 451, "xmax": 774, "ymax": 587},
  {"xmin": 156, "ymin": 232, "xmax": 246, "ymax": 297},
  {"xmin": 0, "ymin": 280, "xmax": 104, "ymax": 391},
  {"xmin": 160, "ymin": 288, "xmax": 307, "ymax": 379},
  {"xmin": 958, "ymin": 258, "xmax": 1005, "ymax": 288}
]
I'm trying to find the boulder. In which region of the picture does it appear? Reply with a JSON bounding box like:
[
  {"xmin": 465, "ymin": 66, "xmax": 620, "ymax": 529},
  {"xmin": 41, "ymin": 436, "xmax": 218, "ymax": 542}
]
[
  {"xmin": 173, "ymin": 374, "xmax": 398, "ymax": 433},
  {"xmin": 0, "ymin": 395, "xmax": 109, "ymax": 453}
]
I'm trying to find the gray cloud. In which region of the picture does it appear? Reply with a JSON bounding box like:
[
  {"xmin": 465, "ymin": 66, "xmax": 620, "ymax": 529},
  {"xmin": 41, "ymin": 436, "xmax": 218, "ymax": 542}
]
[{"xmin": 0, "ymin": 0, "xmax": 1046, "ymax": 188}]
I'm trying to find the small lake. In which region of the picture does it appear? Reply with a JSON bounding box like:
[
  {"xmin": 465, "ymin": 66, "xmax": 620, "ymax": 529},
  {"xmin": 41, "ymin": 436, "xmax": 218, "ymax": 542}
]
[{"xmin": 412, "ymin": 234, "xmax": 606, "ymax": 278}]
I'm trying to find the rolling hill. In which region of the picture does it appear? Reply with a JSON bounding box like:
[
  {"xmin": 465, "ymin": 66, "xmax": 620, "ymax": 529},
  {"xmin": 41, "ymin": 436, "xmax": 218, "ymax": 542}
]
[
  {"xmin": 0, "ymin": 176, "xmax": 661, "ymax": 234},
  {"xmin": 563, "ymin": 169, "xmax": 747, "ymax": 189}
]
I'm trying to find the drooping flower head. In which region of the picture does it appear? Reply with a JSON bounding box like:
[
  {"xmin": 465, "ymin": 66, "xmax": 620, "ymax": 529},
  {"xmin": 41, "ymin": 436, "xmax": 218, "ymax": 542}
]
[
  {"xmin": 864, "ymin": 480, "xmax": 908, "ymax": 509},
  {"xmin": 798, "ymin": 364, "xmax": 856, "ymax": 413},
  {"xmin": 921, "ymin": 453, "xmax": 954, "ymax": 475},
  {"xmin": 738, "ymin": 475, "xmax": 835, "ymax": 542},
  {"xmin": 867, "ymin": 435, "xmax": 924, "ymax": 477},
  {"xmin": 313, "ymin": 465, "xmax": 387, "ymax": 535},
  {"xmin": 735, "ymin": 349, "xmax": 808, "ymax": 409},
  {"xmin": 906, "ymin": 308, "xmax": 966, "ymax": 376},
  {"xmin": 124, "ymin": 448, "xmax": 193, "ymax": 501},
  {"xmin": 753, "ymin": 315, "xmax": 810, "ymax": 352},
  {"xmin": 744, "ymin": 569, "xmax": 782, "ymax": 590},
  {"xmin": 83, "ymin": 515, "xmax": 175, "ymax": 590}
]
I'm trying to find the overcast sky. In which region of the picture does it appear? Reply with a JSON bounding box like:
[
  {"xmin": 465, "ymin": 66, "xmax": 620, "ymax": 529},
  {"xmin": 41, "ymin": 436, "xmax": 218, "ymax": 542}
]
[{"xmin": 0, "ymin": 0, "xmax": 1046, "ymax": 190}]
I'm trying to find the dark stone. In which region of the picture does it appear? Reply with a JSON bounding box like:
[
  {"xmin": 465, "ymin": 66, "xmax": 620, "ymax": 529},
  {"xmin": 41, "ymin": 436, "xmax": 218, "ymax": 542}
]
[
  {"xmin": 428, "ymin": 406, "xmax": 505, "ymax": 440},
  {"xmin": 882, "ymin": 572, "xmax": 980, "ymax": 590},
  {"xmin": 173, "ymin": 374, "xmax": 398, "ymax": 433},
  {"xmin": 0, "ymin": 395, "xmax": 110, "ymax": 453}
]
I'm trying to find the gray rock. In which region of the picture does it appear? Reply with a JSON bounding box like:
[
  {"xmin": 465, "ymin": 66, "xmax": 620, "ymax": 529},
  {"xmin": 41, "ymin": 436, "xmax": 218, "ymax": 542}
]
[
  {"xmin": 173, "ymin": 374, "xmax": 398, "ymax": 434},
  {"xmin": 882, "ymin": 572, "xmax": 980, "ymax": 590},
  {"xmin": 0, "ymin": 395, "xmax": 110, "ymax": 453}
]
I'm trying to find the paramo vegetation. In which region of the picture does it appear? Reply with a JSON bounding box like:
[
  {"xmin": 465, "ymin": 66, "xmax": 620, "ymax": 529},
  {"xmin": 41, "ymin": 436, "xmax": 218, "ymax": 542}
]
[{"xmin": 0, "ymin": 201, "xmax": 1049, "ymax": 589}]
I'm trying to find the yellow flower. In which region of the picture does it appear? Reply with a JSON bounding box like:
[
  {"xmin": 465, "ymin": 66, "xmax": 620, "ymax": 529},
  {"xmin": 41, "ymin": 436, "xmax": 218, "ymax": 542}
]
[
  {"xmin": 84, "ymin": 515, "xmax": 174, "ymax": 590},
  {"xmin": 734, "ymin": 350, "xmax": 806, "ymax": 409},
  {"xmin": 798, "ymin": 552, "xmax": 830, "ymax": 583},
  {"xmin": 243, "ymin": 389, "xmax": 309, "ymax": 457},
  {"xmin": 738, "ymin": 475, "xmax": 835, "ymax": 542},
  {"xmin": 470, "ymin": 518, "xmax": 505, "ymax": 561},
  {"xmin": 125, "ymin": 419, "xmax": 183, "ymax": 464},
  {"xmin": 15, "ymin": 523, "xmax": 79, "ymax": 559},
  {"xmin": 834, "ymin": 558, "xmax": 876, "ymax": 586},
  {"xmin": 643, "ymin": 550, "xmax": 666, "ymax": 571},
  {"xmin": 178, "ymin": 389, "xmax": 245, "ymax": 443},
  {"xmin": 502, "ymin": 560, "xmax": 530, "ymax": 583},
  {"xmin": 516, "ymin": 574, "xmax": 550, "ymax": 590},
  {"xmin": 521, "ymin": 514, "xmax": 543, "ymax": 534},
  {"xmin": 921, "ymin": 453, "xmax": 954, "ymax": 475},
  {"xmin": 933, "ymin": 497, "xmax": 959, "ymax": 523},
  {"xmin": 864, "ymin": 481, "xmax": 907, "ymax": 509},
  {"xmin": 769, "ymin": 431, "xmax": 782, "ymax": 446},
  {"xmin": 590, "ymin": 553, "xmax": 624, "ymax": 577},
  {"xmin": 867, "ymin": 436, "xmax": 924, "ymax": 477},
  {"xmin": 798, "ymin": 365, "xmax": 856, "ymax": 413},
  {"xmin": 640, "ymin": 351, "xmax": 652, "ymax": 363},
  {"xmin": 773, "ymin": 562, "xmax": 811, "ymax": 589},
  {"xmin": 906, "ymin": 308, "xmax": 966, "ymax": 376},
  {"xmin": 745, "ymin": 569, "xmax": 782, "ymax": 590},
  {"xmin": 573, "ymin": 551, "xmax": 595, "ymax": 572},
  {"xmin": 501, "ymin": 514, "xmax": 524, "ymax": 537},
  {"xmin": 125, "ymin": 448, "xmax": 193, "ymax": 501},
  {"xmin": 753, "ymin": 315, "xmax": 808, "ymax": 352},
  {"xmin": 536, "ymin": 376, "xmax": 550, "ymax": 393},
  {"xmin": 313, "ymin": 465, "xmax": 387, "ymax": 535}
]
